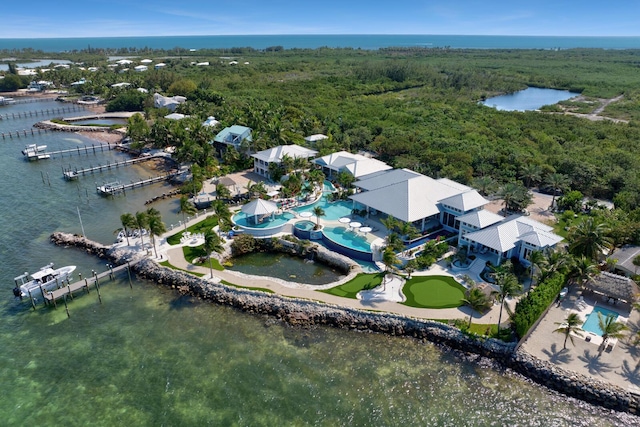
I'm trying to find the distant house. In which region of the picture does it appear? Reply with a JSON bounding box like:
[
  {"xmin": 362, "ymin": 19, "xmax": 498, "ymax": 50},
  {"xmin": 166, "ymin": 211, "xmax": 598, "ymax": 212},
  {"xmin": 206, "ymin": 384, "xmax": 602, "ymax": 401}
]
[
  {"xmin": 153, "ymin": 93, "xmax": 186, "ymax": 112},
  {"xmin": 154, "ymin": 63, "xmax": 166, "ymax": 69},
  {"xmin": 164, "ymin": 113, "xmax": 189, "ymax": 120},
  {"xmin": 251, "ymin": 145, "xmax": 318, "ymax": 178},
  {"xmin": 609, "ymin": 245, "xmax": 640, "ymax": 277},
  {"xmin": 212, "ymin": 125, "xmax": 252, "ymax": 155},
  {"xmin": 134, "ymin": 65, "xmax": 148, "ymax": 72},
  {"xmin": 304, "ymin": 134, "xmax": 328, "ymax": 145},
  {"xmin": 203, "ymin": 116, "xmax": 220, "ymax": 128}
]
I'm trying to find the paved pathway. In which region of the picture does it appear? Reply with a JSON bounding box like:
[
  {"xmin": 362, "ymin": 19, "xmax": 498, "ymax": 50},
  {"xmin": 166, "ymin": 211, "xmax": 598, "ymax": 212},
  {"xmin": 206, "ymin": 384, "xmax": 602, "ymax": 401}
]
[{"xmin": 116, "ymin": 211, "xmax": 510, "ymax": 324}]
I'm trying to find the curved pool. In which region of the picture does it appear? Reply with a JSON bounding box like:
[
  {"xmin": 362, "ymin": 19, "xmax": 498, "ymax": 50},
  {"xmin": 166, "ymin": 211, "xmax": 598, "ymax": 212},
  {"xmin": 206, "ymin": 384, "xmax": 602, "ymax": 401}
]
[
  {"xmin": 232, "ymin": 211, "xmax": 295, "ymax": 229},
  {"xmin": 293, "ymin": 197, "xmax": 353, "ymax": 220},
  {"xmin": 322, "ymin": 226, "xmax": 373, "ymax": 261}
]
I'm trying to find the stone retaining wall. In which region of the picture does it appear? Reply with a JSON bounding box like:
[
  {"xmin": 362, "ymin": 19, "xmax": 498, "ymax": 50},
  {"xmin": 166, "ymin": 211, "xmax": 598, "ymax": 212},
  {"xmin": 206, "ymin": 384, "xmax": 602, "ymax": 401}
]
[{"xmin": 49, "ymin": 231, "xmax": 640, "ymax": 415}]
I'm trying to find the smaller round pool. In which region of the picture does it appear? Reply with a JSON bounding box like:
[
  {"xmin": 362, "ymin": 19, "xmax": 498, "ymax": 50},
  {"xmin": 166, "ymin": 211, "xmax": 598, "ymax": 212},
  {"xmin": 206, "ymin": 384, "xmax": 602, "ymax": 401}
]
[{"xmin": 294, "ymin": 220, "xmax": 315, "ymax": 231}]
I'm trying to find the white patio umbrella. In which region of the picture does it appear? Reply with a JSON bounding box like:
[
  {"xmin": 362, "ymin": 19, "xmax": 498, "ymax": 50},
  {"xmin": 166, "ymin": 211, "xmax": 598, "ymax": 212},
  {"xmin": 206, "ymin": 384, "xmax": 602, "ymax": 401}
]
[
  {"xmin": 339, "ymin": 217, "xmax": 351, "ymax": 224},
  {"xmin": 241, "ymin": 199, "xmax": 279, "ymax": 224},
  {"xmin": 299, "ymin": 211, "xmax": 313, "ymax": 218}
]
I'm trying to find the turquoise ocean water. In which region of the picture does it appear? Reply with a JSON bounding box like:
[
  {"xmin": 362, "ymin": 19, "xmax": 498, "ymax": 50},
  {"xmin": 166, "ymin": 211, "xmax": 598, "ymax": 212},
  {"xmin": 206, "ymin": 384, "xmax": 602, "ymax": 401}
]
[
  {"xmin": 1, "ymin": 34, "xmax": 640, "ymax": 52},
  {"xmin": 0, "ymin": 104, "xmax": 638, "ymax": 423}
]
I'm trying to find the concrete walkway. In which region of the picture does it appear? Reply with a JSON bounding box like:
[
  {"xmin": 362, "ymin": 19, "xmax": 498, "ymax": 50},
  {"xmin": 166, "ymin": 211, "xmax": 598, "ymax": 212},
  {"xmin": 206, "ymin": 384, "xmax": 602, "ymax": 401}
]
[{"xmin": 117, "ymin": 211, "xmax": 509, "ymax": 324}]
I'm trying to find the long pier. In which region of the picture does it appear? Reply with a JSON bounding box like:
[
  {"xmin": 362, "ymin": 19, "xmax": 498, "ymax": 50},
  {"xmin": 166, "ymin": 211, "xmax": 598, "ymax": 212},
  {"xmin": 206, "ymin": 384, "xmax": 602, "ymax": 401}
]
[
  {"xmin": 1, "ymin": 127, "xmax": 53, "ymax": 140},
  {"xmin": 63, "ymin": 155, "xmax": 157, "ymax": 179},
  {"xmin": 0, "ymin": 104, "xmax": 94, "ymax": 121},
  {"xmin": 24, "ymin": 142, "xmax": 115, "ymax": 160},
  {"xmin": 40, "ymin": 261, "xmax": 139, "ymax": 317},
  {"xmin": 96, "ymin": 173, "xmax": 175, "ymax": 196}
]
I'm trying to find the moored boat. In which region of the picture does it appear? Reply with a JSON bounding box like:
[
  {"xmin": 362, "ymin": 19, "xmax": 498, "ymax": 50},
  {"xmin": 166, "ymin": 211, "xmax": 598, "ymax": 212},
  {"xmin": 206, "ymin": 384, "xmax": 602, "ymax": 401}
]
[
  {"xmin": 0, "ymin": 96, "xmax": 16, "ymax": 105},
  {"xmin": 21, "ymin": 144, "xmax": 47, "ymax": 155},
  {"xmin": 13, "ymin": 263, "xmax": 77, "ymax": 299}
]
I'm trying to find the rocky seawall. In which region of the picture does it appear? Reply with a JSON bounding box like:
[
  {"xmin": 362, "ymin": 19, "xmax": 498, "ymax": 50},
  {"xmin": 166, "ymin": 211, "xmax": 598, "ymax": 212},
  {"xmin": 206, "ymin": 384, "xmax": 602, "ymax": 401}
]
[{"xmin": 50, "ymin": 231, "xmax": 640, "ymax": 415}]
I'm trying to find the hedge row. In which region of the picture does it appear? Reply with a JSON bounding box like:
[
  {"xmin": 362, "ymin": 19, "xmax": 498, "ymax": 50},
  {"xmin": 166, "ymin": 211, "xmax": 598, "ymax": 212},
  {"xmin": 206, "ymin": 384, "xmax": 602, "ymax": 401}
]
[{"xmin": 512, "ymin": 273, "xmax": 566, "ymax": 338}]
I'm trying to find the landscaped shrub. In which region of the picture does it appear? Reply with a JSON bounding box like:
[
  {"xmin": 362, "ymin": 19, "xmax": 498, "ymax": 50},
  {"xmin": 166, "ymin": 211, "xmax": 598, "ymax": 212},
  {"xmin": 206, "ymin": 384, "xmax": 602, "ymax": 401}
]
[
  {"xmin": 230, "ymin": 234, "xmax": 257, "ymax": 255},
  {"xmin": 512, "ymin": 272, "xmax": 566, "ymax": 338}
]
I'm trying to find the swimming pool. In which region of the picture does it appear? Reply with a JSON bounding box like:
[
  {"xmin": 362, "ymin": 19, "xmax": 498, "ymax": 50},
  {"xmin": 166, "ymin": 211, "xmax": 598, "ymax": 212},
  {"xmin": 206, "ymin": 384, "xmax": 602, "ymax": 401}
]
[
  {"xmin": 582, "ymin": 306, "xmax": 619, "ymax": 336},
  {"xmin": 323, "ymin": 226, "xmax": 372, "ymax": 253},
  {"xmin": 232, "ymin": 211, "xmax": 295, "ymax": 229},
  {"xmin": 293, "ymin": 197, "xmax": 353, "ymax": 220}
]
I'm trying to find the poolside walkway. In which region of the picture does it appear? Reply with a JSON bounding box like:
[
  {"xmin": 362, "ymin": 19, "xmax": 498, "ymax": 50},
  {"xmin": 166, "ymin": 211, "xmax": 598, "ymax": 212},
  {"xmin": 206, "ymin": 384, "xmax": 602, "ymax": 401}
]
[{"xmin": 110, "ymin": 211, "xmax": 510, "ymax": 324}]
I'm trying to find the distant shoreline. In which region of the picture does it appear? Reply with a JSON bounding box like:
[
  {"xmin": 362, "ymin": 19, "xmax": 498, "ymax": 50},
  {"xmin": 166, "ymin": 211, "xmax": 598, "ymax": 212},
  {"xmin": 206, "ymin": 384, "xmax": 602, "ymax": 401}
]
[{"xmin": 2, "ymin": 34, "xmax": 640, "ymax": 52}]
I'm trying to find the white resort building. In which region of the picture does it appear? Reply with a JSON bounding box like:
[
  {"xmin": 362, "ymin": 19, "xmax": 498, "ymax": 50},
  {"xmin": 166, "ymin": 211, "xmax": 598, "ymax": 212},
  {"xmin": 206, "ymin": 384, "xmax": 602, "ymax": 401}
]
[{"xmin": 251, "ymin": 145, "xmax": 318, "ymax": 178}]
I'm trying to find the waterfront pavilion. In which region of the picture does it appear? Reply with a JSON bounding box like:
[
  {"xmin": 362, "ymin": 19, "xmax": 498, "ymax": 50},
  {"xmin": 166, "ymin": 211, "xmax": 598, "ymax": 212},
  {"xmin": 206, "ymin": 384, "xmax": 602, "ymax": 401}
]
[{"xmin": 241, "ymin": 198, "xmax": 279, "ymax": 224}]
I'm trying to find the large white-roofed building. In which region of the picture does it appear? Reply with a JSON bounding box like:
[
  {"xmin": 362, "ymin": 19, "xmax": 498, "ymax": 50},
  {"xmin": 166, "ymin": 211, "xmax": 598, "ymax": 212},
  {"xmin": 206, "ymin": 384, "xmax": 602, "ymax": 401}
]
[
  {"xmin": 461, "ymin": 215, "xmax": 563, "ymax": 265},
  {"xmin": 251, "ymin": 145, "xmax": 318, "ymax": 178},
  {"xmin": 313, "ymin": 150, "xmax": 392, "ymax": 179},
  {"xmin": 349, "ymin": 168, "xmax": 489, "ymax": 233}
]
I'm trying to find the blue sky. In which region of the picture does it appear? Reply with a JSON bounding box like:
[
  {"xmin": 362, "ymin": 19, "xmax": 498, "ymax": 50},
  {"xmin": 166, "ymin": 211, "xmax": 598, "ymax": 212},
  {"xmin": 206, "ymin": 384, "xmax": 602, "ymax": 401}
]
[{"xmin": 1, "ymin": 0, "xmax": 638, "ymax": 38}]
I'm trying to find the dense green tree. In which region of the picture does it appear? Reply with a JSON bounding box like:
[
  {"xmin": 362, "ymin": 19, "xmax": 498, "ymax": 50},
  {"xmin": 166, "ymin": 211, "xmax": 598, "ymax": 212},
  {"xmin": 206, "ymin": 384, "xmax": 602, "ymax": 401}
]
[{"xmin": 567, "ymin": 218, "xmax": 613, "ymax": 260}]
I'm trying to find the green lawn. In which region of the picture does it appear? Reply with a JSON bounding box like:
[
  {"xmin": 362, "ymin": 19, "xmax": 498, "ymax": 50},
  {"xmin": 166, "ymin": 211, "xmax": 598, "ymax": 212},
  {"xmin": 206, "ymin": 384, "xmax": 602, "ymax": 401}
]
[
  {"xmin": 182, "ymin": 246, "xmax": 224, "ymax": 271},
  {"xmin": 402, "ymin": 275, "xmax": 465, "ymax": 309},
  {"xmin": 220, "ymin": 279, "xmax": 274, "ymax": 293},
  {"xmin": 159, "ymin": 260, "xmax": 205, "ymax": 277},
  {"xmin": 166, "ymin": 215, "xmax": 219, "ymax": 245},
  {"xmin": 321, "ymin": 273, "xmax": 384, "ymax": 299}
]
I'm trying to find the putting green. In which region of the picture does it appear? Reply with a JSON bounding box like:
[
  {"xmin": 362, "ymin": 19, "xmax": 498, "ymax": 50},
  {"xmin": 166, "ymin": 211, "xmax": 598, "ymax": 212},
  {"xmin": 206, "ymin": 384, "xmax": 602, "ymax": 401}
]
[{"xmin": 403, "ymin": 275, "xmax": 465, "ymax": 309}]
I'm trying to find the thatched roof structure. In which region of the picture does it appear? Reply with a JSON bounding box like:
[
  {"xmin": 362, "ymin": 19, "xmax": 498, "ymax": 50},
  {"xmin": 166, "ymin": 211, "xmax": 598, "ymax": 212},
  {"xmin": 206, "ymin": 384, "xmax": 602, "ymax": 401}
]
[{"xmin": 586, "ymin": 272, "xmax": 639, "ymax": 302}]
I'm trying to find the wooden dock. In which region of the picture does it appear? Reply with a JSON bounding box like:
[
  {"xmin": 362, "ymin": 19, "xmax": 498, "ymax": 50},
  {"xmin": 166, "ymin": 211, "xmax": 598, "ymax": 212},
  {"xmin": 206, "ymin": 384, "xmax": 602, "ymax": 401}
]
[
  {"xmin": 96, "ymin": 173, "xmax": 176, "ymax": 196},
  {"xmin": 41, "ymin": 261, "xmax": 139, "ymax": 316},
  {"xmin": 25, "ymin": 143, "xmax": 115, "ymax": 161},
  {"xmin": 63, "ymin": 155, "xmax": 156, "ymax": 180}
]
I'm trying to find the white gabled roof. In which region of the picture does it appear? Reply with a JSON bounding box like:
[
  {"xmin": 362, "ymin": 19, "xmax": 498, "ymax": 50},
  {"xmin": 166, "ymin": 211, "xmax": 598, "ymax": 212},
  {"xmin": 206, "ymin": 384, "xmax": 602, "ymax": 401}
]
[
  {"xmin": 251, "ymin": 145, "xmax": 318, "ymax": 163},
  {"xmin": 465, "ymin": 215, "xmax": 562, "ymax": 253},
  {"xmin": 439, "ymin": 190, "xmax": 489, "ymax": 211},
  {"xmin": 313, "ymin": 150, "xmax": 391, "ymax": 178},
  {"xmin": 355, "ymin": 168, "xmax": 421, "ymax": 191},
  {"xmin": 457, "ymin": 210, "xmax": 504, "ymax": 229},
  {"xmin": 350, "ymin": 175, "xmax": 444, "ymax": 222}
]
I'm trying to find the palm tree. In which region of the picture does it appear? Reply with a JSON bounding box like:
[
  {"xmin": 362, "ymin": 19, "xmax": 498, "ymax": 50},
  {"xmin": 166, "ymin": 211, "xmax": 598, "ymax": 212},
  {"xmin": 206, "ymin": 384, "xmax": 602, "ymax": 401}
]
[
  {"xmin": 381, "ymin": 215, "xmax": 399, "ymax": 234},
  {"xmin": 312, "ymin": 206, "xmax": 325, "ymax": 230},
  {"xmin": 135, "ymin": 211, "xmax": 149, "ymax": 247},
  {"xmin": 215, "ymin": 183, "xmax": 232, "ymax": 200},
  {"xmin": 119, "ymin": 213, "xmax": 136, "ymax": 246},
  {"xmin": 147, "ymin": 214, "xmax": 167, "ymax": 259},
  {"xmin": 179, "ymin": 196, "xmax": 197, "ymax": 231},
  {"xmin": 403, "ymin": 259, "xmax": 418, "ymax": 279},
  {"xmin": 497, "ymin": 182, "xmax": 521, "ymax": 216},
  {"xmin": 519, "ymin": 164, "xmax": 542, "ymax": 189},
  {"xmin": 382, "ymin": 247, "xmax": 399, "ymax": 289},
  {"xmin": 545, "ymin": 173, "xmax": 571, "ymax": 209},
  {"xmin": 495, "ymin": 271, "xmax": 522, "ymax": 332},
  {"xmin": 597, "ymin": 313, "xmax": 629, "ymax": 355},
  {"xmin": 567, "ymin": 255, "xmax": 599, "ymax": 287},
  {"xmin": 568, "ymin": 217, "xmax": 613, "ymax": 261},
  {"xmin": 472, "ymin": 175, "xmax": 496, "ymax": 196},
  {"xmin": 462, "ymin": 286, "xmax": 492, "ymax": 328},
  {"xmin": 203, "ymin": 229, "xmax": 224, "ymax": 278},
  {"xmin": 385, "ymin": 232, "xmax": 404, "ymax": 253},
  {"xmin": 528, "ymin": 250, "xmax": 546, "ymax": 291},
  {"xmin": 553, "ymin": 312, "xmax": 584, "ymax": 349}
]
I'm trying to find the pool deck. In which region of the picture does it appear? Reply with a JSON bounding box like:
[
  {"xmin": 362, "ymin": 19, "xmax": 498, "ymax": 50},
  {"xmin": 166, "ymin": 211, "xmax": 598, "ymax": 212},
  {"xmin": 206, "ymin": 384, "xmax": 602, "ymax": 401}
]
[{"xmin": 520, "ymin": 286, "xmax": 640, "ymax": 392}]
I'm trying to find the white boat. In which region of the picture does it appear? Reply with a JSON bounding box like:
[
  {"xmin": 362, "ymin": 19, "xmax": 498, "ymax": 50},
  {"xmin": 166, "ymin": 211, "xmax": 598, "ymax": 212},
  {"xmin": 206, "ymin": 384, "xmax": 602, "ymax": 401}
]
[
  {"xmin": 22, "ymin": 144, "xmax": 47, "ymax": 155},
  {"xmin": 13, "ymin": 263, "xmax": 77, "ymax": 299},
  {"xmin": 0, "ymin": 96, "xmax": 16, "ymax": 105}
]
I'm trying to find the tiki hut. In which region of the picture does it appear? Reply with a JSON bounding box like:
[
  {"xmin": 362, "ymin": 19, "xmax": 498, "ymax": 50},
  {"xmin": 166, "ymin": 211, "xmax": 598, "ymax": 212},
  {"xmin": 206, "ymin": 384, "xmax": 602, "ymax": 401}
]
[{"xmin": 585, "ymin": 272, "xmax": 639, "ymax": 303}]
